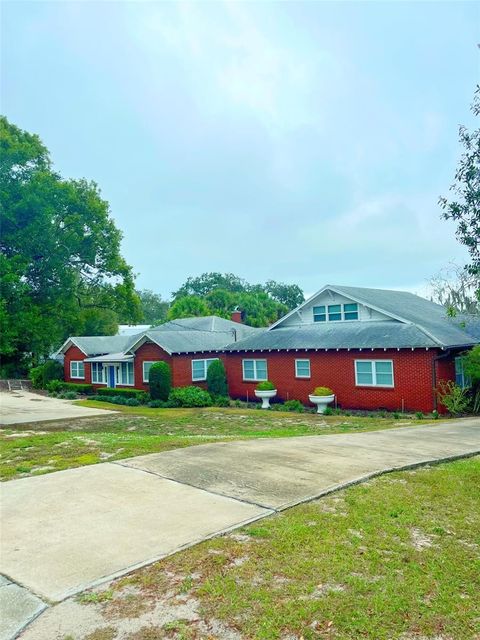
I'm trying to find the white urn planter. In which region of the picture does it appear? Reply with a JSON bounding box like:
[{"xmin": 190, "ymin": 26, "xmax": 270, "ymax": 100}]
[
  {"xmin": 254, "ymin": 389, "xmax": 277, "ymax": 409},
  {"xmin": 309, "ymin": 394, "xmax": 335, "ymax": 414}
]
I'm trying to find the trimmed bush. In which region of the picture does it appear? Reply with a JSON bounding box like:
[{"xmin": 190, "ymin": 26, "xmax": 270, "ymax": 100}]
[
  {"xmin": 126, "ymin": 398, "xmax": 140, "ymax": 407},
  {"xmin": 64, "ymin": 391, "xmax": 78, "ymax": 400},
  {"xmin": 149, "ymin": 361, "xmax": 172, "ymax": 401},
  {"xmin": 98, "ymin": 387, "xmax": 142, "ymax": 399},
  {"xmin": 112, "ymin": 396, "xmax": 128, "ymax": 405},
  {"xmin": 148, "ymin": 400, "xmax": 164, "ymax": 408},
  {"xmin": 168, "ymin": 386, "xmax": 213, "ymax": 408},
  {"xmin": 283, "ymin": 399, "xmax": 305, "ymax": 413},
  {"xmin": 207, "ymin": 360, "xmax": 228, "ymax": 398},
  {"xmin": 62, "ymin": 382, "xmax": 94, "ymax": 395},
  {"xmin": 256, "ymin": 381, "xmax": 276, "ymax": 391}
]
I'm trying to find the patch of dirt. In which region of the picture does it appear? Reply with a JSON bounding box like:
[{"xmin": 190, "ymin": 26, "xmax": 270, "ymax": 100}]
[
  {"xmin": 301, "ymin": 583, "xmax": 346, "ymax": 599},
  {"xmin": 410, "ymin": 528, "xmax": 436, "ymax": 550},
  {"xmin": 1, "ymin": 431, "xmax": 48, "ymax": 438},
  {"xmin": 227, "ymin": 532, "xmax": 251, "ymax": 543}
]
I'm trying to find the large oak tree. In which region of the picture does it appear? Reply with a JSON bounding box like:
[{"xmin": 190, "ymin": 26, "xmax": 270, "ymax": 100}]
[{"xmin": 0, "ymin": 117, "xmax": 140, "ymax": 372}]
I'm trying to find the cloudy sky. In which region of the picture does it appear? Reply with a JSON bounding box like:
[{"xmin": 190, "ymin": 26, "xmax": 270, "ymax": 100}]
[{"xmin": 2, "ymin": 1, "xmax": 478, "ymax": 299}]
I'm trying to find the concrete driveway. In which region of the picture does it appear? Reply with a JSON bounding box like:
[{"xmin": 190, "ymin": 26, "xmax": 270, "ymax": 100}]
[
  {"xmin": 0, "ymin": 391, "xmax": 115, "ymax": 425},
  {"xmin": 1, "ymin": 418, "xmax": 479, "ymax": 612}
]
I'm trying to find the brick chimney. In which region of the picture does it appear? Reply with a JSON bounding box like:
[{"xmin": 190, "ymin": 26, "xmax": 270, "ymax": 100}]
[{"xmin": 231, "ymin": 308, "xmax": 243, "ymax": 323}]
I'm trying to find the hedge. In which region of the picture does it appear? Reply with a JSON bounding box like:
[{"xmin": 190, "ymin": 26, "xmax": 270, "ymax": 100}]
[
  {"xmin": 94, "ymin": 387, "xmax": 148, "ymax": 402},
  {"xmin": 168, "ymin": 386, "xmax": 212, "ymax": 408},
  {"xmin": 207, "ymin": 359, "xmax": 228, "ymax": 398},
  {"xmin": 61, "ymin": 382, "xmax": 94, "ymax": 395}
]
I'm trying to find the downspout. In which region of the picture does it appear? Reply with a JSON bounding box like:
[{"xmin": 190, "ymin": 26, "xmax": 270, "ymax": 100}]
[{"xmin": 432, "ymin": 349, "xmax": 451, "ymax": 410}]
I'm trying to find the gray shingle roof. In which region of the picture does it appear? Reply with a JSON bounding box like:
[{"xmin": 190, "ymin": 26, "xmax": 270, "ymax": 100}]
[
  {"xmin": 62, "ymin": 334, "xmax": 141, "ymax": 356},
  {"xmin": 224, "ymin": 321, "xmax": 444, "ymax": 351},
  {"xmin": 151, "ymin": 316, "xmax": 260, "ymax": 340},
  {"xmin": 143, "ymin": 329, "xmax": 239, "ymax": 354}
]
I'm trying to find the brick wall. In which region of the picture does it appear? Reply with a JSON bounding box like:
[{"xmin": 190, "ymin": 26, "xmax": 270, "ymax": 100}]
[
  {"xmin": 224, "ymin": 348, "xmax": 445, "ymax": 413},
  {"xmin": 133, "ymin": 342, "xmax": 172, "ymax": 391},
  {"xmin": 172, "ymin": 353, "xmax": 227, "ymax": 389},
  {"xmin": 64, "ymin": 345, "xmax": 91, "ymax": 383}
]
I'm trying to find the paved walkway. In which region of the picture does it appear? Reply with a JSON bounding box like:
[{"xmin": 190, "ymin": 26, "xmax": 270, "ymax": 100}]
[
  {"xmin": 0, "ymin": 391, "xmax": 115, "ymax": 425},
  {"xmin": 1, "ymin": 419, "xmax": 479, "ymax": 638}
]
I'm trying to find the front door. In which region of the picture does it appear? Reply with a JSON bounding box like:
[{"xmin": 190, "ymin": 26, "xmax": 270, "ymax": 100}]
[{"xmin": 108, "ymin": 365, "xmax": 116, "ymax": 388}]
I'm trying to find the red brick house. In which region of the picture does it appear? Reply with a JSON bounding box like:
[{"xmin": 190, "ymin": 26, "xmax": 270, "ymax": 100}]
[{"xmin": 56, "ymin": 285, "xmax": 479, "ymax": 413}]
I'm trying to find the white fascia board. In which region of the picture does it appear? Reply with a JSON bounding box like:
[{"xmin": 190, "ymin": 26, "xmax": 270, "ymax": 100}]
[
  {"xmin": 53, "ymin": 337, "xmax": 88, "ymax": 358},
  {"xmin": 125, "ymin": 332, "xmax": 173, "ymax": 356}
]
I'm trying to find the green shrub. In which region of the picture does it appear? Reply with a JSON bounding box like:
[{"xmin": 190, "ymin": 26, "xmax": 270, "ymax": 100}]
[
  {"xmin": 256, "ymin": 381, "xmax": 276, "ymax": 391},
  {"xmin": 393, "ymin": 412, "xmax": 401, "ymax": 419},
  {"xmin": 98, "ymin": 388, "xmax": 142, "ymax": 399},
  {"xmin": 62, "ymin": 382, "xmax": 93, "ymax": 394},
  {"xmin": 29, "ymin": 360, "xmax": 64, "ymax": 389},
  {"xmin": 283, "ymin": 399, "xmax": 305, "ymax": 413},
  {"xmin": 169, "ymin": 386, "xmax": 213, "ymax": 408},
  {"xmin": 148, "ymin": 400, "xmax": 165, "ymax": 408},
  {"xmin": 212, "ymin": 395, "xmax": 230, "ymax": 407},
  {"xmin": 112, "ymin": 396, "xmax": 128, "ymax": 405},
  {"xmin": 46, "ymin": 379, "xmax": 63, "ymax": 394},
  {"xmin": 149, "ymin": 362, "xmax": 172, "ymax": 401},
  {"xmin": 312, "ymin": 386, "xmax": 334, "ymax": 396},
  {"xmin": 29, "ymin": 365, "xmax": 44, "ymax": 389},
  {"xmin": 207, "ymin": 360, "xmax": 228, "ymax": 398},
  {"xmin": 64, "ymin": 391, "xmax": 78, "ymax": 400},
  {"xmin": 415, "ymin": 411, "xmax": 424, "ymax": 420},
  {"xmin": 323, "ymin": 406, "xmax": 333, "ymax": 415},
  {"xmin": 136, "ymin": 391, "xmax": 149, "ymax": 404},
  {"xmin": 93, "ymin": 395, "xmax": 110, "ymax": 403},
  {"xmin": 435, "ymin": 380, "xmax": 470, "ymax": 415},
  {"xmin": 126, "ymin": 398, "xmax": 140, "ymax": 407}
]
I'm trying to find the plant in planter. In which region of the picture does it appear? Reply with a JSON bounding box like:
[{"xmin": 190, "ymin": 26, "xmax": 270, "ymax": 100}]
[
  {"xmin": 254, "ymin": 380, "xmax": 277, "ymax": 409},
  {"xmin": 309, "ymin": 386, "xmax": 335, "ymax": 414}
]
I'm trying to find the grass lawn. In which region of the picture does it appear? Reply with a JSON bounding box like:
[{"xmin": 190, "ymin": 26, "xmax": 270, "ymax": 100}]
[
  {"xmin": 0, "ymin": 404, "xmax": 424, "ymax": 481},
  {"xmin": 75, "ymin": 457, "xmax": 480, "ymax": 640}
]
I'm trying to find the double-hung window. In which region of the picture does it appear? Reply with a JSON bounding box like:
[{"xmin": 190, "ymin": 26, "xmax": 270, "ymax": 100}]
[
  {"xmin": 70, "ymin": 361, "xmax": 85, "ymax": 379},
  {"xmin": 119, "ymin": 362, "xmax": 134, "ymax": 386},
  {"xmin": 91, "ymin": 363, "xmax": 105, "ymax": 384},
  {"xmin": 192, "ymin": 358, "xmax": 218, "ymax": 382},
  {"xmin": 313, "ymin": 305, "xmax": 326, "ymax": 322},
  {"xmin": 355, "ymin": 360, "xmax": 394, "ymax": 387},
  {"xmin": 344, "ymin": 303, "xmax": 359, "ymax": 320},
  {"xmin": 328, "ymin": 304, "xmax": 342, "ymax": 321},
  {"xmin": 295, "ymin": 359, "xmax": 311, "ymax": 378},
  {"xmin": 242, "ymin": 359, "xmax": 268, "ymax": 381},
  {"xmin": 455, "ymin": 357, "xmax": 471, "ymax": 389},
  {"xmin": 143, "ymin": 361, "xmax": 156, "ymax": 383}
]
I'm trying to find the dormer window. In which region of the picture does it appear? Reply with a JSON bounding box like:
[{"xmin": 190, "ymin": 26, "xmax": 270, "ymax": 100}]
[{"xmin": 313, "ymin": 303, "xmax": 359, "ymax": 322}]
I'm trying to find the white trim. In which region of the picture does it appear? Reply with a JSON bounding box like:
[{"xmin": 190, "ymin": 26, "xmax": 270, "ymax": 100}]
[
  {"xmin": 91, "ymin": 362, "xmax": 106, "ymax": 385},
  {"xmin": 126, "ymin": 332, "xmax": 173, "ymax": 355},
  {"xmin": 295, "ymin": 358, "xmax": 311, "ymax": 378},
  {"xmin": 142, "ymin": 361, "xmax": 157, "ymax": 383},
  {"xmin": 70, "ymin": 360, "xmax": 85, "ymax": 379},
  {"xmin": 312, "ymin": 302, "xmax": 359, "ymax": 324},
  {"xmin": 354, "ymin": 359, "xmax": 394, "ymax": 387},
  {"xmin": 242, "ymin": 358, "xmax": 268, "ymax": 382},
  {"xmin": 118, "ymin": 362, "xmax": 134, "ymax": 386},
  {"xmin": 55, "ymin": 338, "xmax": 88, "ymax": 358},
  {"xmin": 191, "ymin": 358, "xmax": 219, "ymax": 382}
]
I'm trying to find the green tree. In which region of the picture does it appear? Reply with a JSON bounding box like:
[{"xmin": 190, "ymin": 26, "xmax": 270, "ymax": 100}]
[
  {"xmin": 0, "ymin": 117, "xmax": 140, "ymax": 370},
  {"xmin": 439, "ymin": 85, "xmax": 480, "ymax": 281},
  {"xmin": 167, "ymin": 295, "xmax": 212, "ymax": 320},
  {"xmin": 172, "ymin": 272, "xmax": 247, "ymax": 298},
  {"xmin": 207, "ymin": 359, "xmax": 228, "ymax": 397},
  {"xmin": 264, "ymin": 280, "xmax": 305, "ymax": 308},
  {"xmin": 137, "ymin": 289, "xmax": 169, "ymax": 326}
]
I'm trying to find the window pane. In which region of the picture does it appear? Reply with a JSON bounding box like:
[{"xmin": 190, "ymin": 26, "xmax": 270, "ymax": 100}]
[
  {"xmin": 313, "ymin": 306, "xmax": 325, "ymax": 313},
  {"xmin": 357, "ymin": 371, "xmax": 373, "ymax": 385},
  {"xmin": 296, "ymin": 360, "xmax": 310, "ymax": 376},
  {"xmin": 356, "ymin": 361, "xmax": 372, "ymax": 373},
  {"xmin": 256, "ymin": 360, "xmax": 267, "ymax": 380},
  {"xmin": 192, "ymin": 360, "xmax": 205, "ymax": 380},
  {"xmin": 375, "ymin": 361, "xmax": 392, "ymax": 374},
  {"xmin": 127, "ymin": 362, "xmax": 134, "ymax": 385},
  {"xmin": 143, "ymin": 362, "xmax": 152, "ymax": 381},
  {"xmin": 344, "ymin": 311, "xmax": 358, "ymax": 320},
  {"xmin": 328, "ymin": 305, "xmax": 341, "ymax": 321},
  {"xmin": 79, "ymin": 362, "xmax": 85, "ymax": 377},
  {"xmin": 344, "ymin": 304, "xmax": 358, "ymax": 312},
  {"xmin": 376, "ymin": 373, "xmax": 393, "ymax": 386}
]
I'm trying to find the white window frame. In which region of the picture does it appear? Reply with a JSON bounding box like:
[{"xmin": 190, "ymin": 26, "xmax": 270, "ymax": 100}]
[
  {"xmin": 354, "ymin": 359, "xmax": 394, "ymax": 388},
  {"xmin": 142, "ymin": 361, "xmax": 157, "ymax": 383},
  {"xmin": 191, "ymin": 358, "xmax": 218, "ymax": 382},
  {"xmin": 295, "ymin": 359, "xmax": 311, "ymax": 378},
  {"xmin": 117, "ymin": 362, "xmax": 134, "ymax": 386},
  {"xmin": 70, "ymin": 360, "xmax": 85, "ymax": 379},
  {"xmin": 242, "ymin": 359, "xmax": 268, "ymax": 382},
  {"xmin": 313, "ymin": 302, "xmax": 359, "ymax": 323},
  {"xmin": 91, "ymin": 362, "xmax": 106, "ymax": 385}
]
